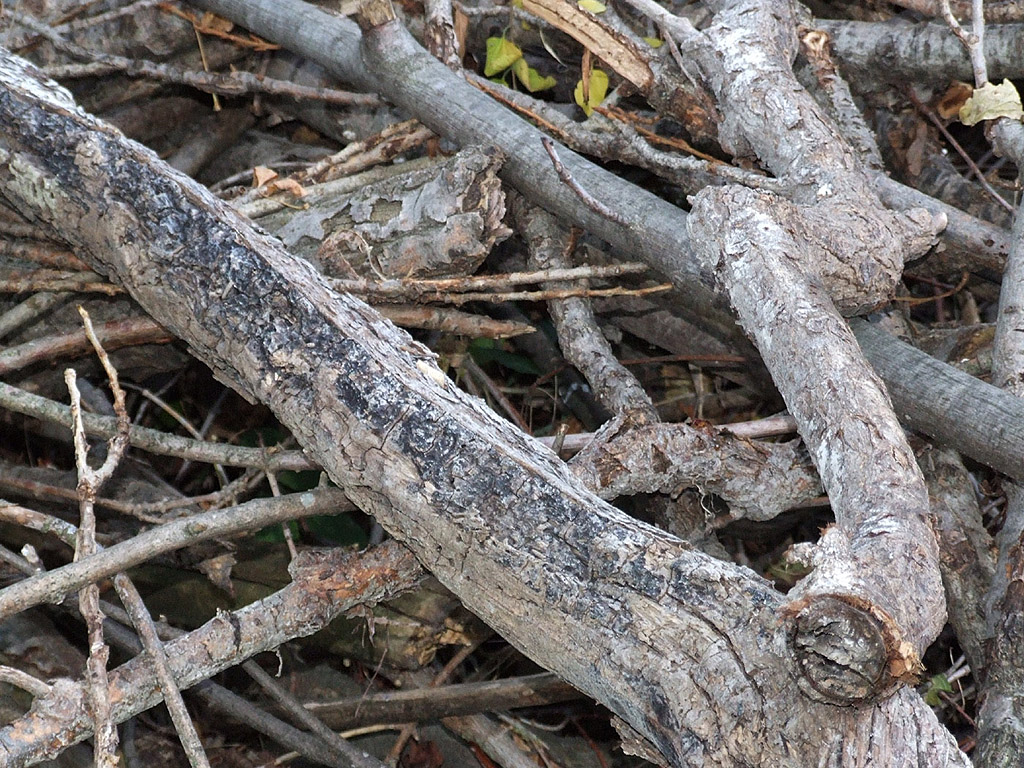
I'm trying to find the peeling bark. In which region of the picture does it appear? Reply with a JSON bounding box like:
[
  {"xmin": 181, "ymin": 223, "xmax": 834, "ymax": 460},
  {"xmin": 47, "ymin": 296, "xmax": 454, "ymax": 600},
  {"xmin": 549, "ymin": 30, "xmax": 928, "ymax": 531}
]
[
  {"xmin": 254, "ymin": 146, "xmax": 510, "ymax": 279},
  {"xmin": 569, "ymin": 416, "xmax": 821, "ymax": 520}
]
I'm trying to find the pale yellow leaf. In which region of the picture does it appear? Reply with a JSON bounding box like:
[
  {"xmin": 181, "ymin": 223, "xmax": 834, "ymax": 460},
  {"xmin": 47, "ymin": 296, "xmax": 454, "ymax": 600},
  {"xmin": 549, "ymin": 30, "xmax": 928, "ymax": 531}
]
[
  {"xmin": 573, "ymin": 68, "xmax": 609, "ymax": 116},
  {"xmin": 959, "ymin": 79, "xmax": 1024, "ymax": 125},
  {"xmin": 484, "ymin": 37, "xmax": 523, "ymax": 76}
]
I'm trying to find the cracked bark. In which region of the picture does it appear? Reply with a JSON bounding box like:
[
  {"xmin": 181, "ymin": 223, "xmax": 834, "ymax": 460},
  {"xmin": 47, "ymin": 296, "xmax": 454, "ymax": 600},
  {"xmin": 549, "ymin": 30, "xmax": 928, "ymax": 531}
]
[
  {"xmin": 676, "ymin": 0, "xmax": 945, "ymax": 702},
  {"xmin": 187, "ymin": 0, "xmax": 1024, "ymax": 481},
  {"xmin": 0, "ymin": 48, "xmax": 971, "ymax": 767},
  {"xmin": 568, "ymin": 418, "xmax": 821, "ymax": 520}
]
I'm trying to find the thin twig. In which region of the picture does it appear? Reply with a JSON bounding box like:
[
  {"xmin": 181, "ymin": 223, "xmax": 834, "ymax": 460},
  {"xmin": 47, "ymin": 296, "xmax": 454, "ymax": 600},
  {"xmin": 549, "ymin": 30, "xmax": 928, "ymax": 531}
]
[
  {"xmin": 243, "ymin": 661, "xmax": 390, "ymax": 768},
  {"xmin": 387, "ymin": 643, "xmax": 482, "ymax": 763},
  {"xmin": 460, "ymin": 356, "xmax": 531, "ymax": 433},
  {"xmin": 265, "ymin": 468, "xmax": 299, "ymax": 559},
  {"xmin": 0, "ymin": 543, "xmax": 423, "ymax": 767},
  {"xmin": 0, "ymin": 457, "xmax": 260, "ymax": 523},
  {"xmin": 333, "ymin": 281, "xmax": 670, "ymax": 306},
  {"xmin": 0, "ymin": 274, "xmax": 121, "ymax": 294},
  {"xmin": 305, "ymin": 673, "xmax": 581, "ymax": 728},
  {"xmin": 226, "ymin": 119, "xmax": 434, "ymax": 203},
  {"xmin": 122, "ymin": 382, "xmax": 230, "ymax": 488},
  {"xmin": 114, "ymin": 572, "xmax": 212, "ymax": 768},
  {"xmin": 0, "ymin": 487, "xmax": 352, "ymax": 620},
  {"xmin": 0, "ymin": 315, "xmax": 173, "ymax": 376},
  {"xmin": 9, "ymin": 10, "xmax": 379, "ymax": 106},
  {"xmin": 378, "ymin": 304, "xmax": 535, "ymax": 338},
  {"xmin": 905, "ymin": 89, "xmax": 1013, "ymax": 214},
  {"xmin": 331, "ymin": 262, "xmax": 649, "ymax": 297},
  {"xmin": 0, "ymin": 239, "xmax": 88, "ymax": 269},
  {"xmin": 0, "ymin": 379, "xmax": 316, "ymax": 471},
  {"xmin": 67, "ymin": 306, "xmax": 133, "ymax": 768},
  {"xmin": 937, "ymin": 0, "xmax": 988, "ymax": 85},
  {"xmin": 0, "ymin": 665, "xmax": 52, "ymax": 697},
  {"xmin": 0, "ymin": 291, "xmax": 72, "ymax": 340},
  {"xmin": 540, "ymin": 137, "xmax": 631, "ymax": 227},
  {"xmin": 82, "ymin": 310, "xmax": 208, "ymax": 764}
]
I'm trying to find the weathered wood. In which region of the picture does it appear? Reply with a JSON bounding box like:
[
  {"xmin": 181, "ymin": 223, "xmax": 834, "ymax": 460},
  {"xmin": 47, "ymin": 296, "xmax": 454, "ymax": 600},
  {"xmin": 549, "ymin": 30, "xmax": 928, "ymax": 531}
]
[
  {"xmin": 252, "ymin": 146, "xmax": 509, "ymax": 279},
  {"xmin": 853, "ymin": 319, "xmax": 1024, "ymax": 478},
  {"xmin": 0, "ymin": 50, "xmax": 969, "ymax": 767},
  {"xmin": 191, "ymin": 0, "xmax": 1024, "ymax": 485},
  {"xmin": 0, "ymin": 541, "xmax": 421, "ymax": 766},
  {"xmin": 675, "ymin": 0, "xmax": 947, "ymax": 699}
]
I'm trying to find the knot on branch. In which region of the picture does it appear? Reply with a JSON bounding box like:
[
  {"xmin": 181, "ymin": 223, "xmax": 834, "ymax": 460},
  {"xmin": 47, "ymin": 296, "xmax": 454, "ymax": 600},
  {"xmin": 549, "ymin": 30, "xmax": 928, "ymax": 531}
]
[
  {"xmin": 786, "ymin": 594, "xmax": 923, "ymax": 705},
  {"xmin": 687, "ymin": 184, "xmax": 943, "ymax": 316}
]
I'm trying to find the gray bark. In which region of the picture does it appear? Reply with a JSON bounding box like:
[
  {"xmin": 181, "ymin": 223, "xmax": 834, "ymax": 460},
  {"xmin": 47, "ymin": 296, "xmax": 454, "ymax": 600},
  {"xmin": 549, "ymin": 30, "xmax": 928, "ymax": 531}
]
[
  {"xmin": 822, "ymin": 19, "xmax": 1024, "ymax": 85},
  {"xmin": 677, "ymin": 0, "xmax": 944, "ymax": 702},
  {"xmin": 0, "ymin": 48, "xmax": 970, "ymax": 767},
  {"xmin": 188, "ymin": 0, "xmax": 1024, "ymax": 484}
]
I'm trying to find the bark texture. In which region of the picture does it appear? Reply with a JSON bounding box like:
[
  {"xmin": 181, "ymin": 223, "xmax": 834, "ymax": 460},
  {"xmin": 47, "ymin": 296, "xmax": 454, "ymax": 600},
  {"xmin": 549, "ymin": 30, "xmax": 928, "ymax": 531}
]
[
  {"xmin": 253, "ymin": 146, "xmax": 510, "ymax": 279},
  {"xmin": 186, "ymin": 0, "xmax": 1024, "ymax": 484},
  {"xmin": 678, "ymin": 0, "xmax": 945, "ymax": 701},
  {"xmin": 0, "ymin": 49, "xmax": 971, "ymax": 767}
]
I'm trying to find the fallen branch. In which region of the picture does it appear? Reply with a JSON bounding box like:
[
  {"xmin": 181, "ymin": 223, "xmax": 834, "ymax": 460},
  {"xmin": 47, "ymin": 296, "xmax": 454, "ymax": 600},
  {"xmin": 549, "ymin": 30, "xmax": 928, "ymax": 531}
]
[
  {"xmin": 190, "ymin": 0, "xmax": 1024, "ymax": 484},
  {"xmin": 0, "ymin": 488, "xmax": 354, "ymax": 620},
  {"xmin": 0, "ymin": 47, "xmax": 969, "ymax": 766},
  {"xmin": 0, "ymin": 542, "xmax": 422, "ymax": 766}
]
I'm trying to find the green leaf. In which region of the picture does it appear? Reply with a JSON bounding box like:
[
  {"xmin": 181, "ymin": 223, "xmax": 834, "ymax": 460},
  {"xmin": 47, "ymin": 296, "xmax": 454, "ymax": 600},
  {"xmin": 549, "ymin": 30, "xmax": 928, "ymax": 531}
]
[
  {"xmin": 484, "ymin": 37, "xmax": 523, "ymax": 76},
  {"xmin": 304, "ymin": 514, "xmax": 368, "ymax": 547},
  {"xmin": 923, "ymin": 674, "xmax": 953, "ymax": 706},
  {"xmin": 275, "ymin": 469, "xmax": 321, "ymax": 492},
  {"xmin": 577, "ymin": 0, "xmax": 606, "ymax": 12},
  {"xmin": 238, "ymin": 425, "xmax": 289, "ymax": 447},
  {"xmin": 469, "ymin": 338, "xmax": 541, "ymax": 375},
  {"xmin": 643, "ymin": 36, "xmax": 663, "ymax": 48},
  {"xmin": 573, "ymin": 68, "xmax": 609, "ymax": 116},
  {"xmin": 512, "ymin": 57, "xmax": 556, "ymax": 92}
]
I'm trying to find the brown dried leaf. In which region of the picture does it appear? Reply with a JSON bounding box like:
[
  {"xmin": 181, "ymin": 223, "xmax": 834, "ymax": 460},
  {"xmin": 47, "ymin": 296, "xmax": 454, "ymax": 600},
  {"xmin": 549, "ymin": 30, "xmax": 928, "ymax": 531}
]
[{"xmin": 252, "ymin": 166, "xmax": 278, "ymax": 188}]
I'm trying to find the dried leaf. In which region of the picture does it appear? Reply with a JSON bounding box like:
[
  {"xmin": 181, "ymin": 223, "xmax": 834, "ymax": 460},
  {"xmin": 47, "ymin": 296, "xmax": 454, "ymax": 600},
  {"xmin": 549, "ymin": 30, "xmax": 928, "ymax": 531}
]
[
  {"xmin": 936, "ymin": 81, "xmax": 972, "ymax": 120},
  {"xmin": 276, "ymin": 178, "xmax": 307, "ymax": 197},
  {"xmin": 959, "ymin": 79, "xmax": 1024, "ymax": 125},
  {"xmin": 581, "ymin": 47, "xmax": 593, "ymax": 102},
  {"xmin": 197, "ymin": 553, "xmax": 237, "ymax": 597},
  {"xmin": 539, "ymin": 28, "xmax": 566, "ymax": 65},
  {"xmin": 199, "ymin": 12, "xmax": 234, "ymax": 33},
  {"xmin": 252, "ymin": 165, "xmax": 278, "ymax": 187},
  {"xmin": 453, "ymin": 6, "xmax": 469, "ymax": 58}
]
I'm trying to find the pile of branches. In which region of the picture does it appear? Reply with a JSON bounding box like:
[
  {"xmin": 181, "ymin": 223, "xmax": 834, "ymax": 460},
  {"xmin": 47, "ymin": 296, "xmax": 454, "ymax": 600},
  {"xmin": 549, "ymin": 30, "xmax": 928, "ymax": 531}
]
[{"xmin": 0, "ymin": 0, "xmax": 1023, "ymax": 765}]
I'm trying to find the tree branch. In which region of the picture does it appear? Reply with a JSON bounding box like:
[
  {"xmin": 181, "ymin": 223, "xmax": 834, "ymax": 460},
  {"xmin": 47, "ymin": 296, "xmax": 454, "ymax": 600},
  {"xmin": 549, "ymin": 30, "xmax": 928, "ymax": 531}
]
[{"xmin": 0, "ymin": 46, "xmax": 969, "ymax": 766}]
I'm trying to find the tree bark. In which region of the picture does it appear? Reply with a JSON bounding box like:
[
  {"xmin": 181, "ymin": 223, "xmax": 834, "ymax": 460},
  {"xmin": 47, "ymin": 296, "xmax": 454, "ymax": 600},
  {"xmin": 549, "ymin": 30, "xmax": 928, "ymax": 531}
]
[
  {"xmin": 0, "ymin": 48, "xmax": 970, "ymax": 767},
  {"xmin": 189, "ymin": 0, "xmax": 1024, "ymax": 483}
]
